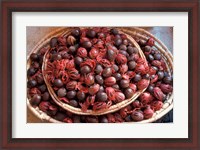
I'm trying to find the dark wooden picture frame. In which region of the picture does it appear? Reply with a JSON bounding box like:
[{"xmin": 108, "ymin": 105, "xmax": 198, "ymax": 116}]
[{"xmin": 1, "ymin": 0, "xmax": 199, "ymax": 149}]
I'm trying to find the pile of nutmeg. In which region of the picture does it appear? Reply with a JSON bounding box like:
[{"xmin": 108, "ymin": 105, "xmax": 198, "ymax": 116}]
[{"xmin": 27, "ymin": 27, "xmax": 173, "ymax": 123}]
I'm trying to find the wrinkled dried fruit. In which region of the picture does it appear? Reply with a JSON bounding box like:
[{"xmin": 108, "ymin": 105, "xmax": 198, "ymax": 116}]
[
  {"xmin": 66, "ymin": 81, "xmax": 77, "ymax": 90},
  {"xmin": 135, "ymin": 64, "xmax": 146, "ymax": 75},
  {"xmin": 115, "ymin": 92, "xmax": 125, "ymax": 103},
  {"xmin": 139, "ymin": 92, "xmax": 154, "ymax": 104},
  {"xmin": 84, "ymin": 74, "xmax": 95, "ymax": 86},
  {"xmin": 68, "ymin": 68, "xmax": 80, "ymax": 80},
  {"xmin": 104, "ymin": 77, "xmax": 116, "ymax": 86},
  {"xmin": 77, "ymin": 47, "xmax": 88, "ymax": 58},
  {"xmin": 151, "ymin": 101, "xmax": 163, "ymax": 111},
  {"xmin": 124, "ymin": 88, "xmax": 134, "ymax": 99},
  {"xmin": 105, "ymin": 87, "xmax": 116, "ymax": 101},
  {"xmin": 88, "ymin": 84, "xmax": 100, "ymax": 95},
  {"xmin": 143, "ymin": 106, "xmax": 154, "ymax": 119},
  {"xmin": 153, "ymin": 87, "xmax": 165, "ymax": 101},
  {"xmin": 137, "ymin": 79, "xmax": 149, "ymax": 90},
  {"xmin": 67, "ymin": 35, "xmax": 76, "ymax": 46},
  {"xmin": 160, "ymin": 84, "xmax": 173, "ymax": 93},
  {"xmin": 152, "ymin": 60, "xmax": 161, "ymax": 67},
  {"xmin": 116, "ymin": 54, "xmax": 127, "ymax": 64},
  {"xmin": 39, "ymin": 101, "xmax": 51, "ymax": 112},
  {"xmin": 129, "ymin": 83, "xmax": 137, "ymax": 93},
  {"xmin": 132, "ymin": 100, "xmax": 142, "ymax": 108},
  {"xmin": 89, "ymin": 47, "xmax": 99, "ymax": 59},
  {"xmin": 131, "ymin": 111, "xmax": 144, "ymax": 121},
  {"xmin": 146, "ymin": 38, "xmax": 155, "ymax": 47},
  {"xmin": 120, "ymin": 108, "xmax": 128, "ymax": 118}
]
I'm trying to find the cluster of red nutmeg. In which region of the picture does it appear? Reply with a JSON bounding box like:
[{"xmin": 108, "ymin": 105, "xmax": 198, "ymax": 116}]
[
  {"xmin": 44, "ymin": 27, "xmax": 149, "ymax": 112},
  {"xmin": 27, "ymin": 27, "xmax": 173, "ymax": 123}
]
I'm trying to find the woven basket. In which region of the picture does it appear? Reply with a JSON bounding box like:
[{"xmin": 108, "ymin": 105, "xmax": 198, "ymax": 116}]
[
  {"xmin": 42, "ymin": 27, "xmax": 149, "ymax": 115},
  {"xmin": 27, "ymin": 27, "xmax": 173, "ymax": 123}
]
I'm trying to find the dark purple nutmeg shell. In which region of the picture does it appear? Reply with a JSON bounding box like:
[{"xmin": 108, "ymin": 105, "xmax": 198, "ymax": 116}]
[{"xmin": 131, "ymin": 111, "xmax": 144, "ymax": 121}]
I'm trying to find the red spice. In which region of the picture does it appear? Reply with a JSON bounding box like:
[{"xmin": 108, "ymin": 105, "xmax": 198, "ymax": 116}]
[
  {"xmin": 79, "ymin": 102, "xmax": 88, "ymax": 112},
  {"xmin": 105, "ymin": 34, "xmax": 113, "ymax": 43},
  {"xmin": 133, "ymin": 53, "xmax": 139, "ymax": 61},
  {"xmin": 139, "ymin": 92, "xmax": 154, "ymax": 105},
  {"xmin": 93, "ymin": 27, "xmax": 101, "ymax": 33},
  {"xmin": 151, "ymin": 101, "xmax": 163, "ymax": 111},
  {"xmin": 94, "ymin": 40, "xmax": 104, "ymax": 49},
  {"xmin": 125, "ymin": 71, "xmax": 136, "ymax": 79},
  {"xmin": 65, "ymin": 59, "xmax": 75, "ymax": 70},
  {"xmin": 29, "ymin": 87, "xmax": 41, "ymax": 96},
  {"xmin": 80, "ymin": 37, "xmax": 89, "ymax": 44},
  {"xmin": 77, "ymin": 47, "xmax": 88, "ymax": 58},
  {"xmin": 68, "ymin": 68, "xmax": 80, "ymax": 80},
  {"xmin": 152, "ymin": 60, "xmax": 161, "ymax": 67},
  {"xmin": 93, "ymin": 102, "xmax": 107, "ymax": 111},
  {"xmin": 150, "ymin": 75, "xmax": 158, "ymax": 84},
  {"xmin": 91, "ymin": 38, "xmax": 98, "ymax": 45},
  {"xmin": 58, "ymin": 36, "xmax": 67, "ymax": 46},
  {"xmin": 120, "ymin": 34, "xmax": 127, "ymax": 40},
  {"xmin": 132, "ymin": 100, "xmax": 143, "ymax": 108},
  {"xmin": 153, "ymin": 87, "xmax": 165, "ymax": 101},
  {"xmin": 146, "ymin": 38, "xmax": 155, "ymax": 47},
  {"xmin": 116, "ymin": 54, "xmax": 127, "ymax": 64},
  {"xmin": 80, "ymin": 59, "xmax": 96, "ymax": 71},
  {"xmin": 84, "ymin": 73, "xmax": 94, "ymax": 86},
  {"xmin": 119, "ymin": 64, "xmax": 128, "ymax": 74},
  {"xmin": 98, "ymin": 59, "xmax": 112, "ymax": 68},
  {"xmin": 106, "ymin": 101, "xmax": 113, "ymax": 108},
  {"xmin": 88, "ymin": 84, "xmax": 100, "ymax": 95},
  {"xmin": 160, "ymin": 84, "xmax": 173, "ymax": 93},
  {"xmin": 89, "ymin": 47, "xmax": 99, "ymax": 59},
  {"xmin": 76, "ymin": 82, "xmax": 88, "ymax": 93},
  {"xmin": 104, "ymin": 77, "xmax": 116, "ymax": 86},
  {"xmin": 105, "ymin": 87, "xmax": 116, "ymax": 101},
  {"xmin": 143, "ymin": 106, "xmax": 154, "ymax": 119},
  {"xmin": 66, "ymin": 81, "xmax": 78, "ymax": 90},
  {"xmin": 129, "ymin": 83, "xmax": 137, "ymax": 93},
  {"xmin": 39, "ymin": 101, "xmax": 51, "ymax": 113},
  {"xmin": 120, "ymin": 107, "xmax": 128, "ymax": 118},
  {"xmin": 122, "ymin": 74, "xmax": 130, "ymax": 80},
  {"xmin": 149, "ymin": 66, "xmax": 157, "ymax": 75},
  {"xmin": 59, "ymin": 97, "xmax": 69, "ymax": 103},
  {"xmin": 85, "ymin": 95, "xmax": 95, "ymax": 106},
  {"xmin": 135, "ymin": 64, "xmax": 147, "ymax": 75},
  {"xmin": 114, "ymin": 92, "xmax": 125, "ymax": 103},
  {"xmin": 160, "ymin": 59, "xmax": 167, "ymax": 71},
  {"xmin": 137, "ymin": 79, "xmax": 149, "ymax": 90}
]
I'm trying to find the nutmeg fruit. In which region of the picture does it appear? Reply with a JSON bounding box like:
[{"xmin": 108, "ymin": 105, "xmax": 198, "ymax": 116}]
[{"xmin": 67, "ymin": 35, "xmax": 76, "ymax": 46}]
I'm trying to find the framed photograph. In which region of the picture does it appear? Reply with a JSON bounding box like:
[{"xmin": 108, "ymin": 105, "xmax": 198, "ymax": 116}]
[{"xmin": 1, "ymin": 0, "xmax": 199, "ymax": 149}]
